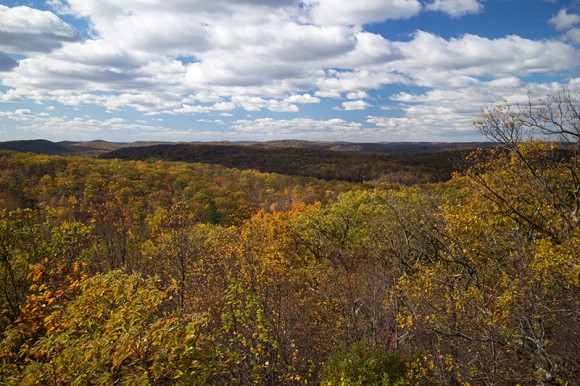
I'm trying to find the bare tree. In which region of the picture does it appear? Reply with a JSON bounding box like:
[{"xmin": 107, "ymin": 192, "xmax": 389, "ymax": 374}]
[{"xmin": 477, "ymin": 88, "xmax": 580, "ymax": 146}]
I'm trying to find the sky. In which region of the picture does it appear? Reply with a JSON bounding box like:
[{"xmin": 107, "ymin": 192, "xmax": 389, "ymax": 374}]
[{"xmin": 0, "ymin": 0, "xmax": 579, "ymax": 143}]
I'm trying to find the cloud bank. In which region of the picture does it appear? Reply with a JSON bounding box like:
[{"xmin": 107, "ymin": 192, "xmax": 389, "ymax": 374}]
[{"xmin": 0, "ymin": 0, "xmax": 578, "ymax": 142}]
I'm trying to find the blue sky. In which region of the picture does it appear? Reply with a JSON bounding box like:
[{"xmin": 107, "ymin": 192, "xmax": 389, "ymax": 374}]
[{"xmin": 0, "ymin": 0, "xmax": 579, "ymax": 143}]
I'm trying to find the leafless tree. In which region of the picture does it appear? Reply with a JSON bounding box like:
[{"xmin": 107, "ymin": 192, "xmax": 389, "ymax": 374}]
[{"xmin": 477, "ymin": 88, "xmax": 579, "ymax": 147}]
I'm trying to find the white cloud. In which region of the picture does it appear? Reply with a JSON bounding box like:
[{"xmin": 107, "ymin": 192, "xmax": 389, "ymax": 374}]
[
  {"xmin": 390, "ymin": 31, "xmax": 580, "ymax": 86},
  {"xmin": 317, "ymin": 69, "xmax": 408, "ymax": 96},
  {"xmin": 0, "ymin": 5, "xmax": 80, "ymax": 55},
  {"xmin": 1, "ymin": 39, "xmax": 163, "ymax": 93},
  {"xmin": 177, "ymin": 104, "xmax": 212, "ymax": 114},
  {"xmin": 336, "ymin": 31, "xmax": 402, "ymax": 68},
  {"xmin": 549, "ymin": 8, "xmax": 580, "ymax": 31},
  {"xmin": 197, "ymin": 118, "xmax": 224, "ymax": 124},
  {"xmin": 2, "ymin": 18, "xmax": 576, "ymax": 122},
  {"xmin": 304, "ymin": 0, "xmax": 422, "ymax": 26},
  {"xmin": 266, "ymin": 23, "xmax": 358, "ymax": 62},
  {"xmin": 366, "ymin": 78, "xmax": 572, "ymax": 141},
  {"xmin": 213, "ymin": 101, "xmax": 236, "ymax": 111},
  {"xmin": 315, "ymin": 90, "xmax": 342, "ymax": 98},
  {"xmin": 231, "ymin": 117, "xmax": 367, "ymax": 141},
  {"xmin": 184, "ymin": 93, "xmax": 224, "ymax": 104},
  {"xmin": 3, "ymin": 1, "xmax": 576, "ymax": 115},
  {"xmin": 426, "ymin": 0, "xmax": 482, "ymax": 17},
  {"xmin": 346, "ymin": 91, "xmax": 370, "ymax": 99},
  {"xmin": 175, "ymin": 100, "xmax": 236, "ymax": 115},
  {"xmin": 0, "ymin": 89, "xmax": 24, "ymax": 102},
  {"xmin": 340, "ymin": 100, "xmax": 372, "ymax": 110},
  {"xmin": 0, "ymin": 0, "xmax": 578, "ymax": 143},
  {"xmin": 231, "ymin": 96, "xmax": 299, "ymax": 112},
  {"xmin": 1, "ymin": 112, "xmax": 175, "ymax": 140},
  {"xmin": 0, "ymin": 108, "xmax": 35, "ymax": 121},
  {"xmin": 51, "ymin": 0, "xmax": 297, "ymax": 21},
  {"xmin": 285, "ymin": 94, "xmax": 321, "ymax": 104},
  {"xmin": 564, "ymin": 27, "xmax": 580, "ymax": 44}
]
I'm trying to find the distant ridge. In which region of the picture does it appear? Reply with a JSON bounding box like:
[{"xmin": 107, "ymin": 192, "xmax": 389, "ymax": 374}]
[
  {"xmin": 0, "ymin": 139, "xmax": 495, "ymax": 157},
  {"xmin": 0, "ymin": 139, "xmax": 497, "ymax": 183},
  {"xmin": 0, "ymin": 139, "xmax": 167, "ymax": 156},
  {"xmin": 0, "ymin": 139, "xmax": 74, "ymax": 154},
  {"xmin": 100, "ymin": 142, "xmax": 487, "ymax": 183},
  {"xmin": 244, "ymin": 140, "xmax": 495, "ymax": 155}
]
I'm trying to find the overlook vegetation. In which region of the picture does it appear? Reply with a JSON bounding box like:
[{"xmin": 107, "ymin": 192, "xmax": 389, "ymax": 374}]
[{"xmin": 0, "ymin": 91, "xmax": 578, "ymax": 385}]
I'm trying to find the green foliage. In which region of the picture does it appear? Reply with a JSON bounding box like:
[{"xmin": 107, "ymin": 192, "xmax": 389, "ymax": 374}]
[
  {"xmin": 321, "ymin": 341, "xmax": 427, "ymax": 385},
  {"xmin": 216, "ymin": 279, "xmax": 312, "ymax": 384},
  {"xmin": 202, "ymin": 199, "xmax": 220, "ymax": 225},
  {"xmin": 220, "ymin": 281, "xmax": 278, "ymax": 384}
]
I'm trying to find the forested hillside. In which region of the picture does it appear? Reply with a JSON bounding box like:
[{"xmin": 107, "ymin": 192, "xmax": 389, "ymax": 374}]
[
  {"xmin": 0, "ymin": 93, "xmax": 578, "ymax": 385},
  {"xmin": 0, "ymin": 139, "xmax": 494, "ymax": 157},
  {"xmin": 101, "ymin": 143, "xmax": 467, "ymax": 184},
  {"xmin": 0, "ymin": 139, "xmax": 489, "ymax": 184}
]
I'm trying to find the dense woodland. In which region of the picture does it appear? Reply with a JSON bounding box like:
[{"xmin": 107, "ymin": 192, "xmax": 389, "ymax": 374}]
[
  {"xmin": 0, "ymin": 139, "xmax": 488, "ymax": 184},
  {"xmin": 0, "ymin": 92, "xmax": 578, "ymax": 385},
  {"xmin": 100, "ymin": 143, "xmax": 469, "ymax": 184}
]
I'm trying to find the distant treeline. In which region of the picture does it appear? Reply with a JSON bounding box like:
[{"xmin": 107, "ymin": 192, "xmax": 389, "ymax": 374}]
[
  {"xmin": 101, "ymin": 143, "xmax": 479, "ymax": 184},
  {"xmin": 0, "ymin": 139, "xmax": 496, "ymax": 156}
]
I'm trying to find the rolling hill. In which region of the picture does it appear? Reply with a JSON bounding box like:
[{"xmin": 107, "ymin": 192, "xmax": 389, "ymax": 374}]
[{"xmin": 100, "ymin": 142, "xmax": 481, "ymax": 183}]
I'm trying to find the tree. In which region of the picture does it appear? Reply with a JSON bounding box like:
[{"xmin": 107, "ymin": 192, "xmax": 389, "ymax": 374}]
[
  {"xmin": 477, "ymin": 88, "xmax": 579, "ymax": 146},
  {"xmin": 475, "ymin": 88, "xmax": 580, "ymax": 229},
  {"xmin": 202, "ymin": 199, "xmax": 220, "ymax": 225},
  {"xmin": 141, "ymin": 203, "xmax": 205, "ymax": 310},
  {"xmin": 394, "ymin": 90, "xmax": 580, "ymax": 384},
  {"xmin": 3, "ymin": 270, "xmax": 216, "ymax": 385},
  {"xmin": 0, "ymin": 208, "xmax": 92, "ymax": 333},
  {"xmin": 320, "ymin": 341, "xmax": 430, "ymax": 385}
]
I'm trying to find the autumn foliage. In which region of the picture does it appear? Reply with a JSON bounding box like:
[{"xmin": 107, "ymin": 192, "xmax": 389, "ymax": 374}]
[{"xmin": 0, "ymin": 92, "xmax": 578, "ymax": 384}]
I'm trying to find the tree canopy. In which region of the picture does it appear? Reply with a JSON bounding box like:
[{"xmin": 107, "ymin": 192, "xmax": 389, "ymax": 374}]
[{"xmin": 1, "ymin": 90, "xmax": 578, "ymax": 384}]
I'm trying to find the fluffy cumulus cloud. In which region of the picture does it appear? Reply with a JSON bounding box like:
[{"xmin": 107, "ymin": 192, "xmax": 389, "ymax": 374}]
[
  {"xmin": 564, "ymin": 28, "xmax": 580, "ymax": 44},
  {"xmin": 0, "ymin": 0, "xmax": 578, "ymax": 141},
  {"xmin": 391, "ymin": 31, "xmax": 579, "ymax": 82},
  {"xmin": 339, "ymin": 100, "xmax": 372, "ymax": 111},
  {"xmin": 425, "ymin": 0, "xmax": 482, "ymax": 17},
  {"xmin": 0, "ymin": 108, "xmax": 186, "ymax": 140},
  {"xmin": 0, "ymin": 109, "xmax": 36, "ymax": 120},
  {"xmin": 549, "ymin": 8, "xmax": 580, "ymax": 31},
  {"xmin": 285, "ymin": 94, "xmax": 321, "ymax": 104},
  {"xmin": 549, "ymin": 7, "xmax": 580, "ymax": 44},
  {"xmin": 346, "ymin": 91, "xmax": 370, "ymax": 99},
  {"xmin": 304, "ymin": 0, "xmax": 422, "ymax": 26},
  {"xmin": 367, "ymin": 78, "xmax": 580, "ymax": 141},
  {"xmin": 0, "ymin": 5, "xmax": 80, "ymax": 54}
]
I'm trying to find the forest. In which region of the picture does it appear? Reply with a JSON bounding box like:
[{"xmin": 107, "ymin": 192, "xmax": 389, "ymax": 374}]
[
  {"xmin": 0, "ymin": 139, "xmax": 492, "ymax": 185},
  {"xmin": 0, "ymin": 91, "xmax": 578, "ymax": 385}
]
